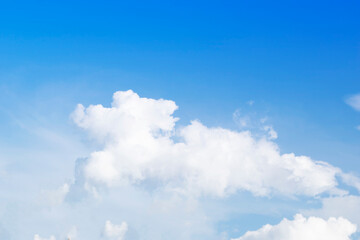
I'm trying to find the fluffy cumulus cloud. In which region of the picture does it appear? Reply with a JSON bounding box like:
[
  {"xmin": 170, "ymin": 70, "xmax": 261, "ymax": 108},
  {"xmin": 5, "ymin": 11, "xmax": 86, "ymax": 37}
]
[
  {"xmin": 232, "ymin": 214, "xmax": 356, "ymax": 240},
  {"xmin": 103, "ymin": 221, "xmax": 128, "ymax": 240},
  {"xmin": 71, "ymin": 90, "xmax": 350, "ymax": 197}
]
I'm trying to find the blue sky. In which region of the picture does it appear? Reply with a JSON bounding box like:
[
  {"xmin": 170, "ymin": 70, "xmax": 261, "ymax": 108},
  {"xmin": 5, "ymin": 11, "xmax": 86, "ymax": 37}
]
[{"xmin": 0, "ymin": 1, "xmax": 360, "ymax": 240}]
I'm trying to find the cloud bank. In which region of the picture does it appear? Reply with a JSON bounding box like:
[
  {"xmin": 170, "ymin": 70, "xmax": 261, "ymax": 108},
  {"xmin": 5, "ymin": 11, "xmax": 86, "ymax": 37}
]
[
  {"xmin": 16, "ymin": 90, "xmax": 358, "ymax": 239},
  {"xmin": 71, "ymin": 90, "xmax": 351, "ymax": 198}
]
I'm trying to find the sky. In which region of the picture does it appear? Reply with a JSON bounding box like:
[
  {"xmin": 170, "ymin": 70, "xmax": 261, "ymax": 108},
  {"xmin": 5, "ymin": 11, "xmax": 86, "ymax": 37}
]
[{"xmin": 0, "ymin": 0, "xmax": 360, "ymax": 239}]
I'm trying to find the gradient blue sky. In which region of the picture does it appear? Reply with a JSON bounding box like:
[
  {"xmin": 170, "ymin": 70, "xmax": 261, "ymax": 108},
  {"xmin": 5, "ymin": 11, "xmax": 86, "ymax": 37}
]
[{"xmin": 0, "ymin": 1, "xmax": 360, "ymax": 239}]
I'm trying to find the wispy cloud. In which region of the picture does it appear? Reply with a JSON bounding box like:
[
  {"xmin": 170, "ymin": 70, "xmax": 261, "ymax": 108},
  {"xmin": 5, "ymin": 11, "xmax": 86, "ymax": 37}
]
[
  {"xmin": 346, "ymin": 93, "xmax": 360, "ymax": 130},
  {"xmin": 346, "ymin": 94, "xmax": 360, "ymax": 111}
]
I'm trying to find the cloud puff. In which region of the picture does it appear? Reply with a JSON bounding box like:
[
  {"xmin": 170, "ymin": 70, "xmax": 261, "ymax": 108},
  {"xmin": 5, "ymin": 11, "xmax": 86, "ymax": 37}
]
[
  {"xmin": 232, "ymin": 214, "xmax": 356, "ymax": 240},
  {"xmin": 346, "ymin": 94, "xmax": 360, "ymax": 111},
  {"xmin": 72, "ymin": 90, "xmax": 348, "ymax": 197},
  {"xmin": 34, "ymin": 234, "xmax": 56, "ymax": 240},
  {"xmin": 103, "ymin": 221, "xmax": 128, "ymax": 240}
]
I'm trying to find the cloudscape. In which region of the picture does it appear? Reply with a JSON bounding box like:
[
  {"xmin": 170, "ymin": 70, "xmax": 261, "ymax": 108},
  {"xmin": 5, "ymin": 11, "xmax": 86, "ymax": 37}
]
[{"xmin": 0, "ymin": 1, "xmax": 359, "ymax": 240}]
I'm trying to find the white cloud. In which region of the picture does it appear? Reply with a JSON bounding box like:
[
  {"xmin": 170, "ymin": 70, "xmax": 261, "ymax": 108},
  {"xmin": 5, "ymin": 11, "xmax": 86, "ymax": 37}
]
[
  {"xmin": 72, "ymin": 90, "xmax": 352, "ymax": 197},
  {"xmin": 304, "ymin": 195, "xmax": 360, "ymax": 228},
  {"xmin": 340, "ymin": 172, "xmax": 360, "ymax": 192},
  {"xmin": 232, "ymin": 109, "xmax": 250, "ymax": 128},
  {"xmin": 103, "ymin": 221, "xmax": 128, "ymax": 240},
  {"xmin": 263, "ymin": 125, "xmax": 278, "ymax": 140},
  {"xmin": 232, "ymin": 214, "xmax": 356, "ymax": 240},
  {"xmin": 346, "ymin": 94, "xmax": 360, "ymax": 111},
  {"xmin": 34, "ymin": 234, "xmax": 56, "ymax": 240}
]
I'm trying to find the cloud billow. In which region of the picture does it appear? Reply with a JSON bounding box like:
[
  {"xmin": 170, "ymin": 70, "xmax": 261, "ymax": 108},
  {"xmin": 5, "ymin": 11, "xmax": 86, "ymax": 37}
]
[
  {"xmin": 232, "ymin": 214, "xmax": 356, "ymax": 240},
  {"xmin": 71, "ymin": 90, "xmax": 350, "ymax": 198}
]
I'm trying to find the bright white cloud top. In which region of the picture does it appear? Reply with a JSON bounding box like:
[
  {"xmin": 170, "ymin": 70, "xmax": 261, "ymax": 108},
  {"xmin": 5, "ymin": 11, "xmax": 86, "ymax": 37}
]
[
  {"xmin": 232, "ymin": 214, "xmax": 356, "ymax": 240},
  {"xmin": 72, "ymin": 90, "xmax": 352, "ymax": 197}
]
